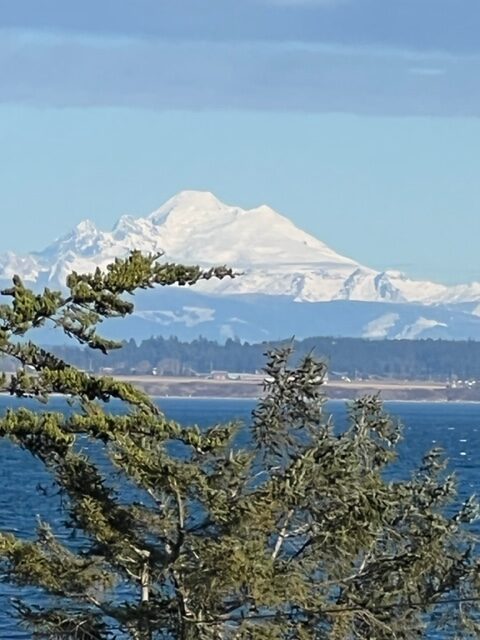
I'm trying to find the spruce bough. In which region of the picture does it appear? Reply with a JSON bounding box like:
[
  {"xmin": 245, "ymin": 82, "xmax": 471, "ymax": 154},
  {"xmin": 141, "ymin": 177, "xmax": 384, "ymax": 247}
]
[{"xmin": 0, "ymin": 251, "xmax": 478, "ymax": 639}]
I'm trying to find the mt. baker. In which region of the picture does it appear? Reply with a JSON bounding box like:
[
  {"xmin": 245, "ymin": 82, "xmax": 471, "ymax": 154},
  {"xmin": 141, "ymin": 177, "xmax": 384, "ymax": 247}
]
[{"xmin": 2, "ymin": 190, "xmax": 480, "ymax": 341}]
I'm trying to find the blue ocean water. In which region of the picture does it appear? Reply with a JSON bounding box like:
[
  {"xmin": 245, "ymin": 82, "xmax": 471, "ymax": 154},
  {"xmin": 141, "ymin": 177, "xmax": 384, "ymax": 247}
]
[{"xmin": 0, "ymin": 397, "xmax": 479, "ymax": 637}]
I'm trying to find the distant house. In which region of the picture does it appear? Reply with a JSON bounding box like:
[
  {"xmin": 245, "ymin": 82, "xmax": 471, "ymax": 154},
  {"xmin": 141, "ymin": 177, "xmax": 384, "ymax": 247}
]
[
  {"xmin": 99, "ymin": 367, "xmax": 114, "ymax": 374},
  {"xmin": 209, "ymin": 370, "xmax": 229, "ymax": 380},
  {"xmin": 227, "ymin": 373, "xmax": 264, "ymax": 382}
]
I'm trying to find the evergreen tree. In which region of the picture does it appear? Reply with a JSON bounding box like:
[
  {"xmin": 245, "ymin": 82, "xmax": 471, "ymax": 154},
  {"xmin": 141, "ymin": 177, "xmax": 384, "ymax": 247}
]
[{"xmin": 0, "ymin": 251, "xmax": 479, "ymax": 639}]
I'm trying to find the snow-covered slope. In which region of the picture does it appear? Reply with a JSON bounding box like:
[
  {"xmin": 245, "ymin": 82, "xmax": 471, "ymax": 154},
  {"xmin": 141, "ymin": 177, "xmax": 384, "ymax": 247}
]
[{"xmin": 2, "ymin": 189, "xmax": 476, "ymax": 306}]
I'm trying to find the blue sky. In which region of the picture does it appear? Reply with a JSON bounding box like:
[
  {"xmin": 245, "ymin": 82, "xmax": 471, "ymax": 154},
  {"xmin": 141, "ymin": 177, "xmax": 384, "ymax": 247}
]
[{"xmin": 1, "ymin": 0, "xmax": 480, "ymax": 284}]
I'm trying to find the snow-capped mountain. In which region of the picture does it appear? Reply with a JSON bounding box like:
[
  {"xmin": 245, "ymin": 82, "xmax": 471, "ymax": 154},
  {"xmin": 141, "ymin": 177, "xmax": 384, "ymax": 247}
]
[
  {"xmin": 2, "ymin": 190, "xmax": 480, "ymax": 341},
  {"xmin": 2, "ymin": 190, "xmax": 478, "ymax": 305}
]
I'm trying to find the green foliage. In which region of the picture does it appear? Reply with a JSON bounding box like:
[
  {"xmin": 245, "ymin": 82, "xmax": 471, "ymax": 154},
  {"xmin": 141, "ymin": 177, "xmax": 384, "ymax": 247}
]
[{"xmin": 0, "ymin": 252, "xmax": 479, "ymax": 639}]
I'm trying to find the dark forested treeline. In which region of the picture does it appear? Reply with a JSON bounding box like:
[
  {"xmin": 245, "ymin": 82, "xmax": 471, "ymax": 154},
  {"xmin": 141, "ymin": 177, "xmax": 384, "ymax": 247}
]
[{"xmin": 23, "ymin": 335, "xmax": 480, "ymax": 380}]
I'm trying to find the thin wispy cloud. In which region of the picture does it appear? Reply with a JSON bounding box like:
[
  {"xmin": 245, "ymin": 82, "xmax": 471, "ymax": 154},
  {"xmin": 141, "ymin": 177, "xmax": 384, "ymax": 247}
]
[
  {"xmin": 409, "ymin": 67, "xmax": 446, "ymax": 77},
  {"xmin": 0, "ymin": 1, "xmax": 479, "ymax": 117},
  {"xmin": 262, "ymin": 0, "xmax": 350, "ymax": 6},
  {"xmin": 0, "ymin": 0, "xmax": 480, "ymax": 54},
  {"xmin": 0, "ymin": 32, "xmax": 477, "ymax": 116}
]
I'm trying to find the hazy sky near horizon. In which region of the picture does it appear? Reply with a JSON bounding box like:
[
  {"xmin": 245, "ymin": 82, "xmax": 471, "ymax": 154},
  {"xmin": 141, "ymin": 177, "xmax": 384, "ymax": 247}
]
[{"xmin": 1, "ymin": 0, "xmax": 480, "ymax": 284}]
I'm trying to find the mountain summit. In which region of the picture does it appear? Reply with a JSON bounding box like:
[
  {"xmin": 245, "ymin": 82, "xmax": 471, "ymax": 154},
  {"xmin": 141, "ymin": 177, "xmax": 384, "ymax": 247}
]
[{"xmin": 1, "ymin": 190, "xmax": 480, "ymax": 307}]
